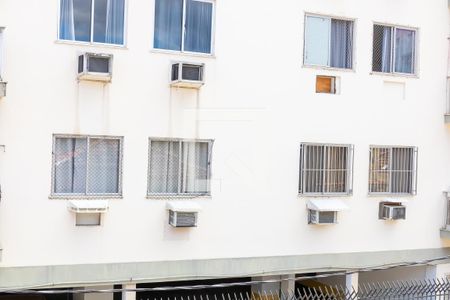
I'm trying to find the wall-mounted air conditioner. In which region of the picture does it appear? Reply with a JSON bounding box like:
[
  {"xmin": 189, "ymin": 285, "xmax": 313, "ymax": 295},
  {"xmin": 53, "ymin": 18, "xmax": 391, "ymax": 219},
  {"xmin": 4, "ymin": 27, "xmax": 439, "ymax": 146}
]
[
  {"xmin": 78, "ymin": 53, "xmax": 113, "ymax": 82},
  {"xmin": 166, "ymin": 202, "xmax": 201, "ymax": 227},
  {"xmin": 0, "ymin": 79, "xmax": 6, "ymax": 97},
  {"xmin": 379, "ymin": 202, "xmax": 406, "ymax": 220},
  {"xmin": 308, "ymin": 210, "xmax": 337, "ymax": 225},
  {"xmin": 306, "ymin": 199, "xmax": 349, "ymax": 225},
  {"xmin": 170, "ymin": 62, "xmax": 204, "ymax": 89},
  {"xmin": 67, "ymin": 200, "xmax": 109, "ymax": 226}
]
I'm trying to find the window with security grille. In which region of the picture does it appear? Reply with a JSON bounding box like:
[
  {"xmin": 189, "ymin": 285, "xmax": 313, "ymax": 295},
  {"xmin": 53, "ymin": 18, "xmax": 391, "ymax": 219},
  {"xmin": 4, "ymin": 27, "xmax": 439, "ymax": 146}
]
[
  {"xmin": 372, "ymin": 24, "xmax": 416, "ymax": 74},
  {"xmin": 369, "ymin": 146, "xmax": 418, "ymax": 194},
  {"xmin": 52, "ymin": 135, "xmax": 122, "ymax": 196},
  {"xmin": 299, "ymin": 143, "xmax": 353, "ymax": 195},
  {"xmin": 148, "ymin": 139, "xmax": 212, "ymax": 195},
  {"xmin": 304, "ymin": 15, "xmax": 353, "ymax": 69}
]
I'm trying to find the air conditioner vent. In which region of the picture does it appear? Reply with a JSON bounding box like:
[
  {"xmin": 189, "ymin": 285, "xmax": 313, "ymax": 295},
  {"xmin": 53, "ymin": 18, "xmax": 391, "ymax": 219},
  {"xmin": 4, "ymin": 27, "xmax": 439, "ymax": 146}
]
[
  {"xmin": 308, "ymin": 210, "xmax": 337, "ymax": 225},
  {"xmin": 169, "ymin": 210, "xmax": 198, "ymax": 227},
  {"xmin": 0, "ymin": 80, "xmax": 6, "ymax": 98},
  {"xmin": 170, "ymin": 62, "xmax": 204, "ymax": 88},
  {"xmin": 78, "ymin": 53, "xmax": 113, "ymax": 82},
  {"xmin": 379, "ymin": 202, "xmax": 406, "ymax": 220}
]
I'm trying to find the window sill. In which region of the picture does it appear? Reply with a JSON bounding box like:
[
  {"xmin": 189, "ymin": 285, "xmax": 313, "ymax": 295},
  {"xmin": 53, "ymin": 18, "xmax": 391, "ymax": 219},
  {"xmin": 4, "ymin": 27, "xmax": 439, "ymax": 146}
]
[
  {"xmin": 55, "ymin": 40, "xmax": 128, "ymax": 50},
  {"xmin": 298, "ymin": 193, "xmax": 352, "ymax": 197},
  {"xmin": 370, "ymin": 71, "xmax": 418, "ymax": 79},
  {"xmin": 368, "ymin": 193, "xmax": 416, "ymax": 197},
  {"xmin": 302, "ymin": 64, "xmax": 355, "ymax": 73},
  {"xmin": 150, "ymin": 48, "xmax": 216, "ymax": 59},
  {"xmin": 147, "ymin": 194, "xmax": 211, "ymax": 200},
  {"xmin": 49, "ymin": 194, "xmax": 123, "ymax": 200}
]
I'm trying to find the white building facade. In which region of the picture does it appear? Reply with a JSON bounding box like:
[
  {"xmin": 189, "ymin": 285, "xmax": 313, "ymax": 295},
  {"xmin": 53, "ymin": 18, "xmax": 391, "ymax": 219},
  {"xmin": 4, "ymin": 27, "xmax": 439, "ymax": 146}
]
[{"xmin": 1, "ymin": 0, "xmax": 450, "ymax": 298}]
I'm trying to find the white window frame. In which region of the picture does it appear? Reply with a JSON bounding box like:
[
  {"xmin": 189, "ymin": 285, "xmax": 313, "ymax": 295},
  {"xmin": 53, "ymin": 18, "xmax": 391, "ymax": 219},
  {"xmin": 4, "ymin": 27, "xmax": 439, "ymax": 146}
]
[
  {"xmin": 51, "ymin": 134, "xmax": 124, "ymax": 199},
  {"xmin": 299, "ymin": 143, "xmax": 354, "ymax": 196},
  {"xmin": 0, "ymin": 27, "xmax": 4, "ymax": 77},
  {"xmin": 147, "ymin": 138, "xmax": 213, "ymax": 197},
  {"xmin": 368, "ymin": 145, "xmax": 418, "ymax": 196},
  {"xmin": 372, "ymin": 23, "xmax": 418, "ymax": 76},
  {"xmin": 56, "ymin": 0, "xmax": 128, "ymax": 47},
  {"xmin": 151, "ymin": 0, "xmax": 216, "ymax": 56},
  {"xmin": 303, "ymin": 13, "xmax": 355, "ymax": 70}
]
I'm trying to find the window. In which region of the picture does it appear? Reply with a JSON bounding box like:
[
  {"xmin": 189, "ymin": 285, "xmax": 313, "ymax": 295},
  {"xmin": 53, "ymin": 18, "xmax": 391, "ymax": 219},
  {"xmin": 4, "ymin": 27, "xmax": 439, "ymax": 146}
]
[
  {"xmin": 369, "ymin": 146, "xmax": 417, "ymax": 195},
  {"xmin": 52, "ymin": 135, "xmax": 123, "ymax": 196},
  {"xmin": 59, "ymin": 0, "xmax": 125, "ymax": 45},
  {"xmin": 316, "ymin": 75, "xmax": 336, "ymax": 94},
  {"xmin": 372, "ymin": 25, "xmax": 416, "ymax": 74},
  {"xmin": 304, "ymin": 15, "xmax": 353, "ymax": 69},
  {"xmin": 148, "ymin": 139, "xmax": 212, "ymax": 195},
  {"xmin": 299, "ymin": 143, "xmax": 353, "ymax": 195},
  {"xmin": 0, "ymin": 27, "xmax": 3, "ymax": 77},
  {"xmin": 153, "ymin": 0, "xmax": 214, "ymax": 54}
]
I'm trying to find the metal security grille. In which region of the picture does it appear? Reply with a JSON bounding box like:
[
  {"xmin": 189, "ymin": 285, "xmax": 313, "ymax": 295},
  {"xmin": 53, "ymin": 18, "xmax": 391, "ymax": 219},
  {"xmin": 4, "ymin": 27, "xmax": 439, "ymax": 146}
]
[
  {"xmin": 372, "ymin": 24, "xmax": 416, "ymax": 74},
  {"xmin": 369, "ymin": 146, "xmax": 417, "ymax": 195},
  {"xmin": 135, "ymin": 279, "xmax": 450, "ymax": 300},
  {"xmin": 299, "ymin": 144, "xmax": 353, "ymax": 195},
  {"xmin": 52, "ymin": 135, "xmax": 123, "ymax": 197},
  {"xmin": 148, "ymin": 139, "xmax": 213, "ymax": 196}
]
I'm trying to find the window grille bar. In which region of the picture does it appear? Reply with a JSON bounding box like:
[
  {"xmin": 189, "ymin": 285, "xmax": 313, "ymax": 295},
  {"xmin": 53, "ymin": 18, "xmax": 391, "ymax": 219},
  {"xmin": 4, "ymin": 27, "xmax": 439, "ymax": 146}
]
[{"xmin": 85, "ymin": 137, "xmax": 91, "ymax": 194}]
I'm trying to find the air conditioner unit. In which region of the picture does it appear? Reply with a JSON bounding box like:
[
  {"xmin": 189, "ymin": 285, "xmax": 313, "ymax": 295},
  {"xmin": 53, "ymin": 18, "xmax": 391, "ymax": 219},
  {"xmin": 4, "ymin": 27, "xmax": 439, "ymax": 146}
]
[
  {"xmin": 67, "ymin": 200, "xmax": 109, "ymax": 226},
  {"xmin": 78, "ymin": 52, "xmax": 113, "ymax": 82},
  {"xmin": 166, "ymin": 202, "xmax": 201, "ymax": 228},
  {"xmin": 0, "ymin": 80, "xmax": 6, "ymax": 97},
  {"xmin": 308, "ymin": 210, "xmax": 337, "ymax": 225},
  {"xmin": 169, "ymin": 210, "xmax": 198, "ymax": 227},
  {"xmin": 379, "ymin": 203, "xmax": 406, "ymax": 220},
  {"xmin": 306, "ymin": 199, "xmax": 349, "ymax": 225},
  {"xmin": 170, "ymin": 62, "xmax": 204, "ymax": 88}
]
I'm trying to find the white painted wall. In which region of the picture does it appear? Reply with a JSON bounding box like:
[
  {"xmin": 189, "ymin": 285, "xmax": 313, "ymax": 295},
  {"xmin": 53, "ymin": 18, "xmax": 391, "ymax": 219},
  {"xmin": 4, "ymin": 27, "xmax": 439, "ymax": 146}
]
[{"xmin": 0, "ymin": 0, "xmax": 449, "ymax": 269}]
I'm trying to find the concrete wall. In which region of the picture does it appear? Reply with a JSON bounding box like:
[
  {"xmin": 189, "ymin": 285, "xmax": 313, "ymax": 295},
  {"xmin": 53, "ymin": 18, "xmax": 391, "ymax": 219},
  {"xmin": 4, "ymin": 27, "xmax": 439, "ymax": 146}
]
[
  {"xmin": 0, "ymin": 0, "xmax": 448, "ymax": 270},
  {"xmin": 359, "ymin": 266, "xmax": 430, "ymax": 284}
]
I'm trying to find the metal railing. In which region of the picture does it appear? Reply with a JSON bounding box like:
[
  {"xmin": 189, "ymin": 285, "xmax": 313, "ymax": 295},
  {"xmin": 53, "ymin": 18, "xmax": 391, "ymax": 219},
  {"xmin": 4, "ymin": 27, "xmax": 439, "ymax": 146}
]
[{"xmin": 136, "ymin": 279, "xmax": 450, "ymax": 300}]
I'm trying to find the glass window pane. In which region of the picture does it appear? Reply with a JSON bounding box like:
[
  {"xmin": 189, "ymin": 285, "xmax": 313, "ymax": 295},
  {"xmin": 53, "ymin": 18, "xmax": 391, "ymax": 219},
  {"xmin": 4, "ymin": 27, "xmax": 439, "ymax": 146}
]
[
  {"xmin": 303, "ymin": 145, "xmax": 324, "ymax": 193},
  {"xmin": 391, "ymin": 148, "xmax": 413, "ymax": 193},
  {"xmin": 87, "ymin": 138, "xmax": 120, "ymax": 194},
  {"xmin": 183, "ymin": 142, "xmax": 209, "ymax": 193},
  {"xmin": 372, "ymin": 25, "xmax": 392, "ymax": 72},
  {"xmin": 148, "ymin": 141, "xmax": 180, "ymax": 193},
  {"xmin": 330, "ymin": 19, "xmax": 353, "ymax": 69},
  {"xmin": 94, "ymin": 0, "xmax": 125, "ymax": 44},
  {"xmin": 154, "ymin": 0, "xmax": 183, "ymax": 51},
  {"xmin": 184, "ymin": 0, "xmax": 213, "ymax": 53},
  {"xmin": 54, "ymin": 138, "xmax": 87, "ymax": 194},
  {"xmin": 73, "ymin": 0, "xmax": 92, "ymax": 42},
  {"xmin": 394, "ymin": 28, "xmax": 415, "ymax": 74},
  {"xmin": 369, "ymin": 148, "xmax": 390, "ymax": 193},
  {"xmin": 304, "ymin": 16, "xmax": 330, "ymax": 66},
  {"xmin": 325, "ymin": 146, "xmax": 347, "ymax": 193}
]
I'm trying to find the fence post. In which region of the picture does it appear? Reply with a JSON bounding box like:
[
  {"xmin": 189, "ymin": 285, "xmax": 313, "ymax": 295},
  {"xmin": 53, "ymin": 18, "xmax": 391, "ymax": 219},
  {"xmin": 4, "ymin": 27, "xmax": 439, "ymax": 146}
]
[
  {"xmin": 122, "ymin": 284, "xmax": 136, "ymax": 300},
  {"xmin": 345, "ymin": 273, "xmax": 359, "ymax": 296},
  {"xmin": 280, "ymin": 274, "xmax": 295, "ymax": 298}
]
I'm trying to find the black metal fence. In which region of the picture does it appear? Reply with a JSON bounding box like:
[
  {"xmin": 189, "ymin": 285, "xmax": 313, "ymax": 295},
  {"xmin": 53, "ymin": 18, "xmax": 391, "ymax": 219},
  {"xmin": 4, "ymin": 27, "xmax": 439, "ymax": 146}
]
[{"xmin": 137, "ymin": 279, "xmax": 450, "ymax": 300}]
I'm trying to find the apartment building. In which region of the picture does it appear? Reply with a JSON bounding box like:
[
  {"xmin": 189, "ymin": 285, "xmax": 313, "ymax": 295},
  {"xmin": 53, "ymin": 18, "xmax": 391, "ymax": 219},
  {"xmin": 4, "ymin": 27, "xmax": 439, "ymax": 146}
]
[{"xmin": 0, "ymin": 0, "xmax": 450, "ymax": 299}]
